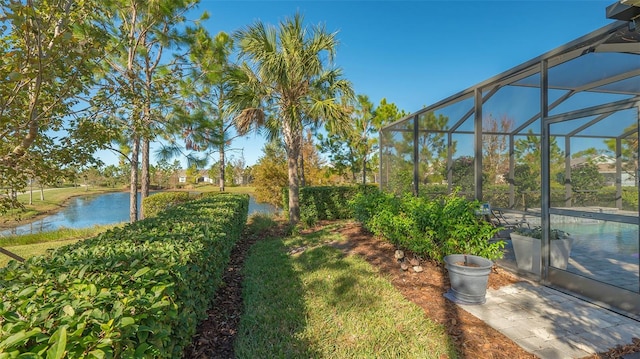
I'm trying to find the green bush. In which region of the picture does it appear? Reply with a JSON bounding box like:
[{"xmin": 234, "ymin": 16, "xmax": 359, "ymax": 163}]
[
  {"xmin": 621, "ymin": 187, "xmax": 638, "ymax": 210},
  {"xmin": 282, "ymin": 185, "xmax": 377, "ymax": 226},
  {"xmin": 417, "ymin": 183, "xmax": 448, "ymax": 200},
  {"xmin": 350, "ymin": 188, "xmax": 396, "ymax": 230},
  {"xmin": 0, "ymin": 193, "xmax": 249, "ymax": 358},
  {"xmin": 549, "ymin": 185, "xmax": 639, "ymax": 211},
  {"xmin": 482, "ymin": 184, "xmax": 511, "ymax": 208},
  {"xmin": 350, "ymin": 188, "xmax": 503, "ymax": 263},
  {"xmin": 142, "ymin": 191, "xmax": 191, "ymax": 218}
]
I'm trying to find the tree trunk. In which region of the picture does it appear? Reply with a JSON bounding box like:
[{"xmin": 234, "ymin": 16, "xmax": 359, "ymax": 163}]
[
  {"xmin": 218, "ymin": 84, "xmax": 226, "ymax": 192},
  {"xmin": 140, "ymin": 138, "xmax": 150, "ymax": 219},
  {"xmin": 39, "ymin": 184, "xmax": 44, "ymax": 201},
  {"xmin": 362, "ymin": 157, "xmax": 367, "ymax": 185},
  {"xmin": 0, "ymin": 247, "xmax": 24, "ymax": 263},
  {"xmin": 29, "ymin": 179, "xmax": 33, "ymax": 205},
  {"xmin": 219, "ymin": 145, "xmax": 225, "ymax": 192},
  {"xmin": 129, "ymin": 136, "xmax": 140, "ymax": 223},
  {"xmin": 283, "ymin": 121, "xmax": 301, "ymax": 224},
  {"xmin": 139, "ymin": 27, "xmax": 155, "ymax": 220},
  {"xmin": 287, "ymin": 153, "xmax": 300, "ymax": 224},
  {"xmin": 126, "ymin": 2, "xmax": 139, "ymax": 223}
]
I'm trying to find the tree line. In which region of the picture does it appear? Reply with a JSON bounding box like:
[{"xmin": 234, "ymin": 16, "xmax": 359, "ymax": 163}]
[{"xmin": 1, "ymin": 1, "xmax": 407, "ymax": 224}]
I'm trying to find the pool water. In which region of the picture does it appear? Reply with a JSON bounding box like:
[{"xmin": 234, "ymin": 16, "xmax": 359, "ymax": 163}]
[{"xmin": 554, "ymin": 222, "xmax": 639, "ymax": 255}]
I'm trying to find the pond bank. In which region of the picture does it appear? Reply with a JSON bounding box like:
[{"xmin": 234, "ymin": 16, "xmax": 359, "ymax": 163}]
[
  {"xmin": 1, "ymin": 189, "xmax": 276, "ymax": 236},
  {"xmin": 1, "ymin": 190, "xmax": 117, "ymax": 231}
]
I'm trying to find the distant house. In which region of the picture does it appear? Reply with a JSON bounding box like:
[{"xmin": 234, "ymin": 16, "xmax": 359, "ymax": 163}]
[
  {"xmin": 201, "ymin": 173, "xmax": 214, "ymax": 184},
  {"xmin": 570, "ymin": 155, "xmax": 636, "ymax": 187},
  {"xmin": 177, "ymin": 170, "xmax": 215, "ymax": 184}
]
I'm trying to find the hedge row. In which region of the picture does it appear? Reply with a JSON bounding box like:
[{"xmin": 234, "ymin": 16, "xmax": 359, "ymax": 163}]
[
  {"xmin": 142, "ymin": 191, "xmax": 191, "ymax": 218},
  {"xmin": 0, "ymin": 193, "xmax": 249, "ymax": 358},
  {"xmin": 282, "ymin": 185, "xmax": 377, "ymax": 226}
]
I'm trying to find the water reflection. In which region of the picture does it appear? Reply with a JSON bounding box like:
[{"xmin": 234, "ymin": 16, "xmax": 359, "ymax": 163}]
[
  {"xmin": 1, "ymin": 192, "xmax": 276, "ymax": 236},
  {"xmin": 555, "ymin": 222, "xmax": 639, "ymax": 254}
]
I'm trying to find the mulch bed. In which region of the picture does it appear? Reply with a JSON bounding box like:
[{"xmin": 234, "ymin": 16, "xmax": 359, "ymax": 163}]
[
  {"xmin": 182, "ymin": 237, "xmax": 248, "ymax": 359},
  {"xmin": 185, "ymin": 220, "xmax": 640, "ymax": 359}
]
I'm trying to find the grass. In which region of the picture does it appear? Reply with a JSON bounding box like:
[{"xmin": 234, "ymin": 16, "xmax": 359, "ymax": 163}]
[
  {"xmin": 15, "ymin": 186, "xmax": 116, "ymax": 208},
  {"xmin": 236, "ymin": 220, "xmax": 457, "ymax": 358},
  {"xmin": 0, "ymin": 225, "xmax": 119, "ymax": 247},
  {"xmin": 0, "ymin": 225, "xmax": 120, "ymax": 267},
  {"xmin": 0, "ymin": 238, "xmax": 82, "ymax": 268},
  {"xmin": 245, "ymin": 213, "xmax": 279, "ymax": 235}
]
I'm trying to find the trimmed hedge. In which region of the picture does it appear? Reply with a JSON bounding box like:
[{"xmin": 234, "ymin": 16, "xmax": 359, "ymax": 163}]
[
  {"xmin": 282, "ymin": 185, "xmax": 377, "ymax": 226},
  {"xmin": 142, "ymin": 191, "xmax": 191, "ymax": 218},
  {"xmin": 0, "ymin": 193, "xmax": 249, "ymax": 358}
]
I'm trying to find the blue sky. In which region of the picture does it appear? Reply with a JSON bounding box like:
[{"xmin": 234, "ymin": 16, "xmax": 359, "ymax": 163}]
[{"xmin": 97, "ymin": 0, "xmax": 618, "ymax": 168}]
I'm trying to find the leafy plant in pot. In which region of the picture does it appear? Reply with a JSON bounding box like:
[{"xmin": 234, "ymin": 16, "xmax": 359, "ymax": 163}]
[
  {"xmin": 510, "ymin": 226, "xmax": 573, "ymax": 275},
  {"xmin": 438, "ymin": 192, "xmax": 504, "ymax": 305}
]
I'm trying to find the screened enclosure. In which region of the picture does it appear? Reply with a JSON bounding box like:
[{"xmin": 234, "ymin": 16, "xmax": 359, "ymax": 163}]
[{"xmin": 380, "ymin": 16, "xmax": 640, "ymax": 316}]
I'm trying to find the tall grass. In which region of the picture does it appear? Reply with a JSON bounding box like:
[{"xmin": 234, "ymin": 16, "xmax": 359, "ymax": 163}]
[{"xmin": 236, "ymin": 221, "xmax": 457, "ymax": 358}]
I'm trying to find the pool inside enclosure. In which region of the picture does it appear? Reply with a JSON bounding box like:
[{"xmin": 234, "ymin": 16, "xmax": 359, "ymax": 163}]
[{"xmin": 380, "ymin": 15, "xmax": 640, "ymax": 316}]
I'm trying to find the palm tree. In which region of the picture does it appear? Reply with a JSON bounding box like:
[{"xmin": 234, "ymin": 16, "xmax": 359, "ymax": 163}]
[{"xmin": 230, "ymin": 12, "xmax": 353, "ymax": 223}]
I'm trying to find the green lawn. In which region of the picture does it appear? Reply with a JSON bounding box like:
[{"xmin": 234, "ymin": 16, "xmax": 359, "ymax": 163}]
[
  {"xmin": 236, "ymin": 220, "xmax": 457, "ymax": 358},
  {"xmin": 0, "ymin": 238, "xmax": 81, "ymax": 268},
  {"xmin": 0, "ymin": 225, "xmax": 119, "ymax": 267}
]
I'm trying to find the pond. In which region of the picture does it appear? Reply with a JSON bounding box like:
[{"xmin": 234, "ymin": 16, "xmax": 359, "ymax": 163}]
[{"xmin": 1, "ymin": 192, "xmax": 277, "ymax": 236}]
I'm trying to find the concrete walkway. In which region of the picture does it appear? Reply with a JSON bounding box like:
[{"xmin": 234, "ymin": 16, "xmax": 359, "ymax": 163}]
[{"xmin": 456, "ymin": 282, "xmax": 640, "ymax": 358}]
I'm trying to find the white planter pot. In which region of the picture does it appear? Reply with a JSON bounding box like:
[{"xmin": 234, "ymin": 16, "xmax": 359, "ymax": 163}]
[{"xmin": 510, "ymin": 233, "xmax": 574, "ymax": 275}]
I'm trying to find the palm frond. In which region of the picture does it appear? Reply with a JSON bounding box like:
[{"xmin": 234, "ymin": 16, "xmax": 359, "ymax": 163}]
[
  {"xmin": 228, "ymin": 11, "xmax": 354, "ymax": 162},
  {"xmin": 234, "ymin": 108, "xmax": 266, "ymax": 135}
]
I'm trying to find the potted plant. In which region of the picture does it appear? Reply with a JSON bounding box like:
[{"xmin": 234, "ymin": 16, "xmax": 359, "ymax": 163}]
[
  {"xmin": 439, "ymin": 193, "xmax": 504, "ymax": 305},
  {"xmin": 510, "ymin": 226, "xmax": 574, "ymax": 275}
]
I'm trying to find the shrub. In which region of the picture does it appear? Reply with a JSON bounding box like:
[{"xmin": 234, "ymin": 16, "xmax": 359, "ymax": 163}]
[
  {"xmin": 283, "ymin": 185, "xmax": 377, "ymax": 226},
  {"xmin": 350, "ymin": 188, "xmax": 396, "ymax": 230},
  {"xmin": 142, "ymin": 191, "xmax": 191, "ymax": 218},
  {"xmin": 350, "ymin": 188, "xmax": 503, "ymax": 263},
  {"xmin": 513, "ymin": 226, "xmax": 570, "ymax": 240},
  {"xmin": 435, "ymin": 192, "xmax": 503, "ymax": 260},
  {"xmin": 0, "ymin": 194, "xmax": 249, "ymax": 358}
]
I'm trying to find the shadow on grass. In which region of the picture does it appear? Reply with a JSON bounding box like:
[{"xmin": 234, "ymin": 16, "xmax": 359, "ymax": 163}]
[
  {"xmin": 237, "ymin": 221, "xmax": 458, "ymax": 358},
  {"xmin": 293, "ymin": 245, "xmax": 383, "ymax": 312},
  {"xmin": 235, "ymin": 237, "xmax": 318, "ymax": 358}
]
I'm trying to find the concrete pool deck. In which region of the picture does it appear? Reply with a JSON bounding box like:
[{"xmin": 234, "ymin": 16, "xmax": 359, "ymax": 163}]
[{"xmin": 455, "ymin": 281, "xmax": 640, "ymax": 358}]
